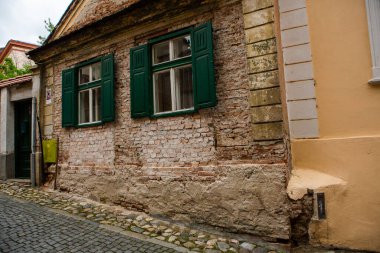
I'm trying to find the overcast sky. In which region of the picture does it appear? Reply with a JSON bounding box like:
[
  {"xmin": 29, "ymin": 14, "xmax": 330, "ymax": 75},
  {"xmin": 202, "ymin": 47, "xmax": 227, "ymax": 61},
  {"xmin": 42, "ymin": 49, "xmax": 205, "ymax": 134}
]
[{"xmin": 0, "ymin": 0, "xmax": 72, "ymax": 47}]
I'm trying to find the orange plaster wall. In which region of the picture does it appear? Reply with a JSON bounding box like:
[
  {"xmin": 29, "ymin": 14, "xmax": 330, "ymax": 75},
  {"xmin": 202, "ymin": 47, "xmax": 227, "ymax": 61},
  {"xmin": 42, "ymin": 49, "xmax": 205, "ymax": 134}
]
[{"xmin": 307, "ymin": 0, "xmax": 380, "ymax": 138}]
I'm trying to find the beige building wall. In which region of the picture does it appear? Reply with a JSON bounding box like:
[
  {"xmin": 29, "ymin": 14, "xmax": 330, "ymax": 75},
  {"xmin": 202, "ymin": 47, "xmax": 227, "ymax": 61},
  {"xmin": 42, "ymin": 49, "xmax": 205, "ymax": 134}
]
[
  {"xmin": 282, "ymin": 0, "xmax": 380, "ymax": 251},
  {"xmin": 6, "ymin": 47, "xmax": 34, "ymax": 68}
]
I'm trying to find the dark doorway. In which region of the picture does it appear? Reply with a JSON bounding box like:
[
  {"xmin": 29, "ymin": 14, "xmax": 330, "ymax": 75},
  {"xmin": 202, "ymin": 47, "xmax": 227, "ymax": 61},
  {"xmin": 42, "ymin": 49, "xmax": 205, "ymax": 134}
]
[{"xmin": 14, "ymin": 99, "xmax": 32, "ymax": 179}]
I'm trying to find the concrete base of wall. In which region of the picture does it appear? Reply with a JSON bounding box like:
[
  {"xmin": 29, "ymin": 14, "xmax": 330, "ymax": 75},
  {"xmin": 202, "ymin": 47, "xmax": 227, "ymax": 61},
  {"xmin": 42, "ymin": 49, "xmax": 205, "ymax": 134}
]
[
  {"xmin": 0, "ymin": 153, "xmax": 14, "ymax": 180},
  {"xmin": 56, "ymin": 163, "xmax": 291, "ymax": 240}
]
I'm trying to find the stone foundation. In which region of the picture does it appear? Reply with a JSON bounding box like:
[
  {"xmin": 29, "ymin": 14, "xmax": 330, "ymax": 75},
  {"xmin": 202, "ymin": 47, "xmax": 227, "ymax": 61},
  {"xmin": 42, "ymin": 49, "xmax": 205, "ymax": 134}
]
[
  {"xmin": 290, "ymin": 192, "xmax": 314, "ymax": 245},
  {"xmin": 57, "ymin": 163, "xmax": 290, "ymax": 240}
]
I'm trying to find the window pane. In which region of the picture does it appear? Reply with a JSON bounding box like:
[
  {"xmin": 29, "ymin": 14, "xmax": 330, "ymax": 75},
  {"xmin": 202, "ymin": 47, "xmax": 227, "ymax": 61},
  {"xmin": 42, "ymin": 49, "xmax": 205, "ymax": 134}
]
[
  {"xmin": 92, "ymin": 87, "xmax": 101, "ymax": 122},
  {"xmin": 175, "ymin": 66, "xmax": 193, "ymax": 110},
  {"xmin": 92, "ymin": 62, "xmax": 101, "ymax": 81},
  {"xmin": 153, "ymin": 41, "xmax": 170, "ymax": 64},
  {"xmin": 79, "ymin": 90, "xmax": 90, "ymax": 123},
  {"xmin": 154, "ymin": 71, "xmax": 172, "ymax": 113},
  {"xmin": 173, "ymin": 36, "xmax": 191, "ymax": 59},
  {"xmin": 79, "ymin": 66, "xmax": 90, "ymax": 85}
]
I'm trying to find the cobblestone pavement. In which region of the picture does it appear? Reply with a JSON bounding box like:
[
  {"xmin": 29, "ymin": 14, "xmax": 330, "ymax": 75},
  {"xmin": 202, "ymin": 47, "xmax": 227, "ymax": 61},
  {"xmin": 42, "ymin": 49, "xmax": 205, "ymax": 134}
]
[
  {"xmin": 0, "ymin": 182, "xmax": 366, "ymax": 253},
  {"xmin": 0, "ymin": 193, "xmax": 179, "ymax": 253},
  {"xmin": 0, "ymin": 182, "xmax": 289, "ymax": 253}
]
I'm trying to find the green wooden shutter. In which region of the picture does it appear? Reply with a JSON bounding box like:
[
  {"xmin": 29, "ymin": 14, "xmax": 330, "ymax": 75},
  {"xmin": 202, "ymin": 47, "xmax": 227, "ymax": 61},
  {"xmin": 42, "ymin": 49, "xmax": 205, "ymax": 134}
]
[
  {"xmin": 62, "ymin": 68, "xmax": 76, "ymax": 127},
  {"xmin": 101, "ymin": 54, "xmax": 115, "ymax": 122},
  {"xmin": 130, "ymin": 44, "xmax": 150, "ymax": 118},
  {"xmin": 192, "ymin": 21, "xmax": 216, "ymax": 109}
]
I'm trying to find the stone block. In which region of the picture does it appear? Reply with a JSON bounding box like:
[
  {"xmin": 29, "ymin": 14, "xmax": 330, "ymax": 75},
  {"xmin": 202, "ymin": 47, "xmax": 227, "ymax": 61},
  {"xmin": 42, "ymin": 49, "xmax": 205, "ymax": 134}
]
[
  {"xmin": 250, "ymin": 87, "xmax": 282, "ymax": 106},
  {"xmin": 252, "ymin": 105, "xmax": 283, "ymax": 123},
  {"xmin": 46, "ymin": 76, "xmax": 54, "ymax": 86},
  {"xmin": 286, "ymin": 80, "xmax": 315, "ymax": 100},
  {"xmin": 44, "ymin": 125, "xmax": 53, "ymax": 136},
  {"xmin": 283, "ymin": 43, "xmax": 312, "ymax": 64},
  {"xmin": 247, "ymin": 53, "xmax": 278, "ymax": 74},
  {"xmin": 44, "ymin": 115, "xmax": 53, "ymax": 125},
  {"xmin": 247, "ymin": 38, "xmax": 277, "ymax": 58},
  {"xmin": 281, "ymin": 26, "xmax": 310, "ymax": 48},
  {"xmin": 287, "ymin": 99, "xmax": 318, "ymax": 120},
  {"xmin": 244, "ymin": 7, "xmax": 274, "ymax": 29},
  {"xmin": 284, "ymin": 62, "xmax": 314, "ymax": 82},
  {"xmin": 243, "ymin": 0, "xmax": 273, "ymax": 14},
  {"xmin": 252, "ymin": 122, "xmax": 283, "ymax": 140},
  {"xmin": 44, "ymin": 105, "xmax": 53, "ymax": 116},
  {"xmin": 280, "ymin": 8, "xmax": 308, "ymax": 30},
  {"xmin": 245, "ymin": 23, "xmax": 275, "ymax": 44},
  {"xmin": 278, "ymin": 0, "xmax": 306, "ymax": 13},
  {"xmin": 289, "ymin": 119, "xmax": 319, "ymax": 138},
  {"xmin": 249, "ymin": 70, "xmax": 279, "ymax": 90}
]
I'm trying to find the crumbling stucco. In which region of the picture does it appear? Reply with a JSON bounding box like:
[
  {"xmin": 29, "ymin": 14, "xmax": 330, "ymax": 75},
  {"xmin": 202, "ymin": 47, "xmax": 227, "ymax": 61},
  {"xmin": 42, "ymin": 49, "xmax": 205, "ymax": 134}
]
[
  {"xmin": 32, "ymin": 0, "xmax": 291, "ymax": 241},
  {"xmin": 58, "ymin": 163, "xmax": 291, "ymax": 239}
]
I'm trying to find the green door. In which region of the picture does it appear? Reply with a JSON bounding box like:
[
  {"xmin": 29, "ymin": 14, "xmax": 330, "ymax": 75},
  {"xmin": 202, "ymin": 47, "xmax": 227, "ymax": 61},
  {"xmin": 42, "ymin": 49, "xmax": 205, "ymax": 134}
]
[{"xmin": 15, "ymin": 99, "xmax": 32, "ymax": 179}]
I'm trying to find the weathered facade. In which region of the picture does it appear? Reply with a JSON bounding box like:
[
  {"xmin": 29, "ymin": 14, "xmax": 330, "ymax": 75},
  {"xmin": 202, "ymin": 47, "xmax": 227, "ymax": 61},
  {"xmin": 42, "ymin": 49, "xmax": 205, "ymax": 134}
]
[
  {"xmin": 29, "ymin": 0, "xmax": 292, "ymax": 241},
  {"xmin": 0, "ymin": 71, "xmax": 42, "ymax": 182},
  {"xmin": 0, "ymin": 40, "xmax": 41, "ymax": 183},
  {"xmin": 0, "ymin": 40, "xmax": 37, "ymax": 68}
]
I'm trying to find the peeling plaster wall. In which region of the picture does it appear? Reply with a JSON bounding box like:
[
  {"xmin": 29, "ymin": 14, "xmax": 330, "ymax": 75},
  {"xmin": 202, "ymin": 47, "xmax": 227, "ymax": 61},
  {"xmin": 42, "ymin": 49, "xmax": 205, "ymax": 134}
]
[{"xmin": 38, "ymin": 0, "xmax": 291, "ymax": 240}]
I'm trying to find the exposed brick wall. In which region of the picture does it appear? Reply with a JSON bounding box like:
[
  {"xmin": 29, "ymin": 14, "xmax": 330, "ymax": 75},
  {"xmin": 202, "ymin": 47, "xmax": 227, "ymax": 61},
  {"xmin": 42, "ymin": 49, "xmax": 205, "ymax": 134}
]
[
  {"xmin": 38, "ymin": 0, "xmax": 290, "ymax": 240},
  {"xmin": 56, "ymin": 0, "xmax": 140, "ymax": 40}
]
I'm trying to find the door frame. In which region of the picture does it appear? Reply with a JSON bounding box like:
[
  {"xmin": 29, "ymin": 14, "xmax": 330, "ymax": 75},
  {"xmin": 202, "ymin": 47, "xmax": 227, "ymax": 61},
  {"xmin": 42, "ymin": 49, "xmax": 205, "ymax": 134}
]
[{"xmin": 14, "ymin": 98, "xmax": 32, "ymax": 179}]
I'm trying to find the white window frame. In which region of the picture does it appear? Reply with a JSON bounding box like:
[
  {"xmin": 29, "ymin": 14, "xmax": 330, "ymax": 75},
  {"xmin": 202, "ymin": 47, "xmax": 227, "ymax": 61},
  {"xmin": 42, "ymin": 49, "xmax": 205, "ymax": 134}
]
[
  {"xmin": 152, "ymin": 35, "xmax": 193, "ymax": 115},
  {"xmin": 366, "ymin": 0, "xmax": 380, "ymax": 84},
  {"xmin": 78, "ymin": 62, "xmax": 102, "ymax": 125},
  {"xmin": 153, "ymin": 64, "xmax": 193, "ymax": 115},
  {"xmin": 78, "ymin": 88, "xmax": 101, "ymax": 125}
]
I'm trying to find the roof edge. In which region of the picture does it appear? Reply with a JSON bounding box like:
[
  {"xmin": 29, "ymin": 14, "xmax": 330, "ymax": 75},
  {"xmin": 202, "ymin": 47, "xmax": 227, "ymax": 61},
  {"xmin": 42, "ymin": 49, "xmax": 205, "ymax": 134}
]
[
  {"xmin": 28, "ymin": 0, "xmax": 146, "ymax": 62},
  {"xmin": 0, "ymin": 74, "xmax": 33, "ymax": 88},
  {"xmin": 0, "ymin": 40, "xmax": 39, "ymax": 63},
  {"xmin": 43, "ymin": 0, "xmax": 77, "ymax": 46}
]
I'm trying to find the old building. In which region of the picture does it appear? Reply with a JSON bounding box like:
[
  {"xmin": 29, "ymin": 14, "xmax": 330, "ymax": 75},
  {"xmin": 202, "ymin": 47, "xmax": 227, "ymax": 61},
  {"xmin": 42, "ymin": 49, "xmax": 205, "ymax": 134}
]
[
  {"xmin": 0, "ymin": 40, "xmax": 42, "ymax": 184},
  {"xmin": 0, "ymin": 40, "xmax": 37, "ymax": 68},
  {"xmin": 27, "ymin": 0, "xmax": 380, "ymax": 251},
  {"xmin": 278, "ymin": 0, "xmax": 380, "ymax": 251},
  {"xmin": 28, "ymin": 0, "xmax": 291, "ymax": 242}
]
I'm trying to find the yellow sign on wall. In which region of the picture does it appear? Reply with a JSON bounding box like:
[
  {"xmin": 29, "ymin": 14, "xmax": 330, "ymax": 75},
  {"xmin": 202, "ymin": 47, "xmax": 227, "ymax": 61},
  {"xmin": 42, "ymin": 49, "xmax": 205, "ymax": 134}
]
[{"xmin": 42, "ymin": 139, "xmax": 58, "ymax": 163}]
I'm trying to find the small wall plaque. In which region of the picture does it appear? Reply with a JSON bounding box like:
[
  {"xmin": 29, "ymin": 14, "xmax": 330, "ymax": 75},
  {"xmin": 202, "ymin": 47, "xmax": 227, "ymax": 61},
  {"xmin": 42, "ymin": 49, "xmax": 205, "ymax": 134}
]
[
  {"xmin": 317, "ymin": 192, "xmax": 326, "ymax": 219},
  {"xmin": 46, "ymin": 88, "xmax": 52, "ymax": 105}
]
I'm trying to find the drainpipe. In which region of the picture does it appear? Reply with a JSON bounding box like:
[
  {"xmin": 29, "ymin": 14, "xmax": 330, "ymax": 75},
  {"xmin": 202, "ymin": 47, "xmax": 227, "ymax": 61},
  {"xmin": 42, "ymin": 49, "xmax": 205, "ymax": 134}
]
[{"xmin": 30, "ymin": 96, "xmax": 37, "ymax": 187}]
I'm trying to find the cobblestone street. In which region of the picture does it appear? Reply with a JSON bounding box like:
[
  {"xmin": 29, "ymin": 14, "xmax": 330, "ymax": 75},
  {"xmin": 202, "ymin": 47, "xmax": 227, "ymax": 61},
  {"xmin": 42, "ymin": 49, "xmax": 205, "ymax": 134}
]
[
  {"xmin": 0, "ymin": 183, "xmax": 367, "ymax": 253},
  {"xmin": 0, "ymin": 193, "xmax": 179, "ymax": 253},
  {"xmin": 0, "ymin": 182, "xmax": 289, "ymax": 253}
]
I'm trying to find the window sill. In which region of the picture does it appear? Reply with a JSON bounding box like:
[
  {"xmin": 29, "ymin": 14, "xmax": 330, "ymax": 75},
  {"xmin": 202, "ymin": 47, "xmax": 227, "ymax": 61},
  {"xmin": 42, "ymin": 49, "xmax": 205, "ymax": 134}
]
[
  {"xmin": 368, "ymin": 77, "xmax": 380, "ymax": 85},
  {"xmin": 151, "ymin": 108, "xmax": 195, "ymax": 118},
  {"xmin": 77, "ymin": 122, "xmax": 103, "ymax": 128}
]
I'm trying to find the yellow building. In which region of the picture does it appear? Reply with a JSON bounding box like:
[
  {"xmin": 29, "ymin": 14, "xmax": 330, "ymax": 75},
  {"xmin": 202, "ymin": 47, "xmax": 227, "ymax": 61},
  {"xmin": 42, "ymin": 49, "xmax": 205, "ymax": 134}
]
[{"xmin": 278, "ymin": 0, "xmax": 380, "ymax": 251}]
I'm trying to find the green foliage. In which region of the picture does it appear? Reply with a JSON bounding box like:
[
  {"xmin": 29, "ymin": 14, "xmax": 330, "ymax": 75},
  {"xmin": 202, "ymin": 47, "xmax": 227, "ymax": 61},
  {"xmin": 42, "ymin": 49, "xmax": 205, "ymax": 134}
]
[
  {"xmin": 0, "ymin": 58, "xmax": 32, "ymax": 81},
  {"xmin": 38, "ymin": 18, "xmax": 55, "ymax": 45}
]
